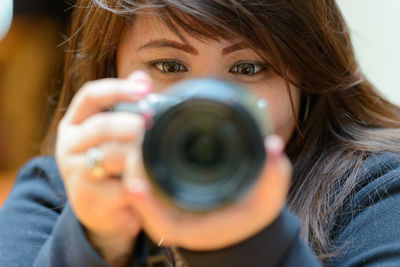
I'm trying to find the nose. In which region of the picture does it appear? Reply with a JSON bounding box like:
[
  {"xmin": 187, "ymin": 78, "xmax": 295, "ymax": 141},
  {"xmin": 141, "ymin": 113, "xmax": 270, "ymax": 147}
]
[{"xmin": 189, "ymin": 59, "xmax": 227, "ymax": 80}]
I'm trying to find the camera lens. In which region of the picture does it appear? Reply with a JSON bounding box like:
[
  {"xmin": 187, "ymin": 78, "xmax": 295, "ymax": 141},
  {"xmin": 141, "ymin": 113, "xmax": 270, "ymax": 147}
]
[
  {"xmin": 142, "ymin": 78, "xmax": 268, "ymax": 211},
  {"xmin": 184, "ymin": 129, "xmax": 224, "ymax": 166}
]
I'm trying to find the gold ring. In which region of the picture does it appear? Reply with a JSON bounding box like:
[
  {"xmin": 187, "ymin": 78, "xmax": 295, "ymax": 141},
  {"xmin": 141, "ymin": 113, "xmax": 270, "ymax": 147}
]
[{"xmin": 85, "ymin": 147, "xmax": 105, "ymax": 178}]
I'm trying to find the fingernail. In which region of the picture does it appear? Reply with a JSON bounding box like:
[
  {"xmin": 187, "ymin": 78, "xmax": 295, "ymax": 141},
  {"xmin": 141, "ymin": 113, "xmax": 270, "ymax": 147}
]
[
  {"xmin": 128, "ymin": 70, "xmax": 152, "ymax": 84},
  {"xmin": 265, "ymin": 135, "xmax": 284, "ymax": 160},
  {"xmin": 126, "ymin": 178, "xmax": 148, "ymax": 195},
  {"xmin": 128, "ymin": 71, "xmax": 152, "ymax": 96},
  {"xmin": 142, "ymin": 110, "xmax": 154, "ymax": 130},
  {"xmin": 133, "ymin": 82, "xmax": 152, "ymax": 96}
]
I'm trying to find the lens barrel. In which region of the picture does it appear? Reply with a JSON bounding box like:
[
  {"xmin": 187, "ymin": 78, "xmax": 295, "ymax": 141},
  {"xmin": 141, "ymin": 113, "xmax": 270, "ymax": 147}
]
[{"xmin": 141, "ymin": 78, "xmax": 270, "ymax": 211}]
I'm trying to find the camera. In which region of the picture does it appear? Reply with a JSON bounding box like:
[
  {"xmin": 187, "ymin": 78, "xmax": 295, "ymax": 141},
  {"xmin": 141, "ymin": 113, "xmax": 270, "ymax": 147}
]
[{"xmin": 112, "ymin": 78, "xmax": 271, "ymax": 211}]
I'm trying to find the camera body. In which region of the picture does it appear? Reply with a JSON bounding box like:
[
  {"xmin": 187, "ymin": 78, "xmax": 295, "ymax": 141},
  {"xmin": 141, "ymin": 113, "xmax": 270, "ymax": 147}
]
[{"xmin": 112, "ymin": 78, "xmax": 271, "ymax": 211}]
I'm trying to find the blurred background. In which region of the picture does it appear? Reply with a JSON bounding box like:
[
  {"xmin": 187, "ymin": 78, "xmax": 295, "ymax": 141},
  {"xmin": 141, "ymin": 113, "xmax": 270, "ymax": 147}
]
[
  {"xmin": 336, "ymin": 0, "xmax": 400, "ymax": 103},
  {"xmin": 0, "ymin": 0, "xmax": 71, "ymax": 205},
  {"xmin": 0, "ymin": 1, "xmax": 399, "ymax": 206}
]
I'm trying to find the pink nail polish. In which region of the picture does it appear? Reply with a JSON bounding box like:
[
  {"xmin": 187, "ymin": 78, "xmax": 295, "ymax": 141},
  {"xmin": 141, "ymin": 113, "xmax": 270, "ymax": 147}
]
[
  {"xmin": 142, "ymin": 111, "xmax": 154, "ymax": 130},
  {"xmin": 133, "ymin": 83, "xmax": 152, "ymax": 96},
  {"xmin": 126, "ymin": 178, "xmax": 148, "ymax": 194},
  {"xmin": 265, "ymin": 135, "xmax": 284, "ymax": 159},
  {"xmin": 128, "ymin": 70, "xmax": 151, "ymax": 83}
]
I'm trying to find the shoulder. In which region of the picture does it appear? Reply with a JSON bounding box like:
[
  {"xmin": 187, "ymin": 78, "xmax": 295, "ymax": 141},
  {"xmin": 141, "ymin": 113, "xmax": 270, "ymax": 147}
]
[
  {"xmin": 339, "ymin": 152, "xmax": 400, "ymax": 217},
  {"xmin": 5, "ymin": 155, "xmax": 66, "ymax": 207},
  {"xmin": 361, "ymin": 152, "xmax": 400, "ymax": 181},
  {"xmin": 0, "ymin": 157, "xmax": 70, "ymax": 265},
  {"xmin": 18, "ymin": 156, "xmax": 59, "ymax": 178},
  {"xmin": 333, "ymin": 152, "xmax": 400, "ymax": 237},
  {"xmin": 355, "ymin": 152, "xmax": 400, "ymax": 202},
  {"xmin": 330, "ymin": 153, "xmax": 400, "ymax": 265},
  {"xmin": 17, "ymin": 156, "xmax": 64, "ymax": 188}
]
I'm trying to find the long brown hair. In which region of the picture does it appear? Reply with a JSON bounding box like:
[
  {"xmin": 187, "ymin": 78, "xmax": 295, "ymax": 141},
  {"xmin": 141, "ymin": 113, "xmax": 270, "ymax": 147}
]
[{"xmin": 43, "ymin": 0, "xmax": 400, "ymax": 261}]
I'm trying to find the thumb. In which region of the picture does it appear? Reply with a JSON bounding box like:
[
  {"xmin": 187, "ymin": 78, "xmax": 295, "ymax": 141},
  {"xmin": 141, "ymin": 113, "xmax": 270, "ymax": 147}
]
[
  {"xmin": 247, "ymin": 134, "xmax": 292, "ymax": 212},
  {"xmin": 122, "ymin": 144, "xmax": 177, "ymax": 246},
  {"xmin": 122, "ymin": 133, "xmax": 148, "ymax": 195}
]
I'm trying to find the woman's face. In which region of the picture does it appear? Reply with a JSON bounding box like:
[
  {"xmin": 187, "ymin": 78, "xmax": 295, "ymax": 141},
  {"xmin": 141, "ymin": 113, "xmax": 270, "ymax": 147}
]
[{"xmin": 117, "ymin": 13, "xmax": 300, "ymax": 144}]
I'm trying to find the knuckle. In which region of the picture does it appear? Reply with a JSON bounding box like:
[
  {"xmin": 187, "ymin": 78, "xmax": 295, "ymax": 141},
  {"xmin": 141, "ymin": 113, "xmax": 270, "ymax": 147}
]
[
  {"xmin": 122, "ymin": 113, "xmax": 145, "ymax": 131},
  {"xmin": 76, "ymin": 82, "xmax": 93, "ymax": 100},
  {"xmin": 75, "ymin": 79, "xmax": 133, "ymax": 113},
  {"xmin": 81, "ymin": 80, "xmax": 96, "ymax": 92},
  {"xmin": 105, "ymin": 113, "xmax": 145, "ymax": 139},
  {"xmin": 88, "ymin": 114, "xmax": 110, "ymax": 135},
  {"xmin": 123, "ymin": 115, "xmax": 146, "ymax": 141},
  {"xmin": 80, "ymin": 113, "xmax": 146, "ymax": 146},
  {"xmin": 58, "ymin": 117, "xmax": 68, "ymax": 131},
  {"xmin": 77, "ymin": 81, "xmax": 101, "ymax": 105}
]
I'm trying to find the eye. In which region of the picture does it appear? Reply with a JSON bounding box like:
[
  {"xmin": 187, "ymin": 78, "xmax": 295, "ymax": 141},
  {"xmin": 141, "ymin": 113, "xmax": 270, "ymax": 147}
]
[
  {"xmin": 153, "ymin": 61, "xmax": 188, "ymax": 74},
  {"xmin": 229, "ymin": 62, "xmax": 265, "ymax": 76}
]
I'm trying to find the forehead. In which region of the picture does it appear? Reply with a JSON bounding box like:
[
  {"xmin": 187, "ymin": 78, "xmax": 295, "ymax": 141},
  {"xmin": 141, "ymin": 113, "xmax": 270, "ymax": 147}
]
[
  {"xmin": 124, "ymin": 14, "xmax": 178, "ymax": 42},
  {"xmin": 121, "ymin": 11, "xmax": 241, "ymax": 48}
]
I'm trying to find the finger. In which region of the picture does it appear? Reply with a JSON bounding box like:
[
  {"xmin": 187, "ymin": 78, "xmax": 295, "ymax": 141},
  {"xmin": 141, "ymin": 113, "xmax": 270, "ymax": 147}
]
[
  {"xmin": 68, "ymin": 171, "xmax": 127, "ymax": 203},
  {"xmin": 121, "ymin": 148, "xmax": 239, "ymax": 247},
  {"xmin": 60, "ymin": 141, "xmax": 136, "ymax": 182},
  {"xmin": 121, "ymin": 144, "xmax": 177, "ymax": 245},
  {"xmin": 244, "ymin": 134, "xmax": 292, "ymax": 214},
  {"xmin": 124, "ymin": 177, "xmax": 178, "ymax": 246},
  {"xmin": 123, "ymin": 169, "xmax": 257, "ymax": 249},
  {"xmin": 100, "ymin": 142, "xmax": 134, "ymax": 176},
  {"xmin": 122, "ymin": 135, "xmax": 292, "ymax": 250},
  {"xmin": 64, "ymin": 112, "xmax": 145, "ymax": 153},
  {"xmin": 122, "ymin": 141, "xmax": 149, "ymax": 194},
  {"xmin": 65, "ymin": 71, "xmax": 152, "ymax": 124},
  {"xmin": 66, "ymin": 170, "xmax": 140, "ymax": 236}
]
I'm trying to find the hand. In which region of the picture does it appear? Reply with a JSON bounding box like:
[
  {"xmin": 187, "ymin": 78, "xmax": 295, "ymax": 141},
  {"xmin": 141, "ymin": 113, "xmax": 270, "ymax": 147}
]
[
  {"xmin": 55, "ymin": 71, "xmax": 152, "ymax": 264},
  {"xmin": 124, "ymin": 134, "xmax": 292, "ymax": 251}
]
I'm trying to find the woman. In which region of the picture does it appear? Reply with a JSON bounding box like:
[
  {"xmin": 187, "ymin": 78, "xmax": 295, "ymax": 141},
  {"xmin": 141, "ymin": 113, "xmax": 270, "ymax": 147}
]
[{"xmin": 1, "ymin": 0, "xmax": 400, "ymax": 266}]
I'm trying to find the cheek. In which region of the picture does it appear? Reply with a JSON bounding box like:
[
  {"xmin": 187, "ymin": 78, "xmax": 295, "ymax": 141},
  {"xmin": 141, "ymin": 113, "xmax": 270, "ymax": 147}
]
[
  {"xmin": 252, "ymin": 80, "xmax": 300, "ymax": 144},
  {"xmin": 269, "ymin": 91, "xmax": 298, "ymax": 144},
  {"xmin": 117, "ymin": 40, "xmax": 135, "ymax": 79}
]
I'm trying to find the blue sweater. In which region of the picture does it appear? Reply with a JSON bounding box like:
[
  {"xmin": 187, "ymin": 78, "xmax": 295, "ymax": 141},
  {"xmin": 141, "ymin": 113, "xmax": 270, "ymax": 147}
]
[{"xmin": 0, "ymin": 153, "xmax": 399, "ymax": 266}]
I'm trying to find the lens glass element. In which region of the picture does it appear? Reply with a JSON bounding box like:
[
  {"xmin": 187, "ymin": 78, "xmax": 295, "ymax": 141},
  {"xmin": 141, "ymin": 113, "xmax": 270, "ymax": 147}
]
[{"xmin": 143, "ymin": 97, "xmax": 265, "ymax": 211}]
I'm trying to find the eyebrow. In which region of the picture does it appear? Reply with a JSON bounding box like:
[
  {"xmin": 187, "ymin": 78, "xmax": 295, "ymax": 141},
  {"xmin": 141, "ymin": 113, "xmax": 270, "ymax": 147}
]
[
  {"xmin": 222, "ymin": 42, "xmax": 249, "ymax": 55},
  {"xmin": 138, "ymin": 39, "xmax": 249, "ymax": 56},
  {"xmin": 138, "ymin": 39, "xmax": 199, "ymax": 55}
]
